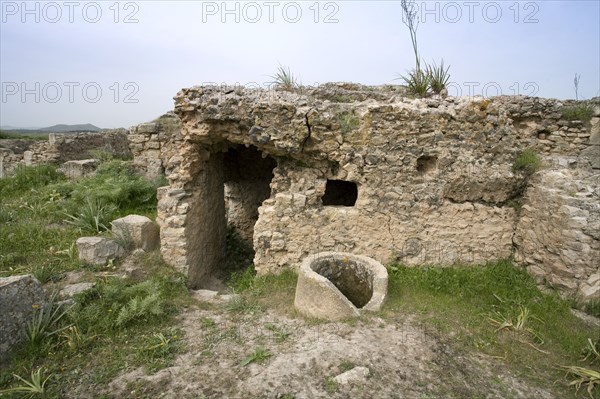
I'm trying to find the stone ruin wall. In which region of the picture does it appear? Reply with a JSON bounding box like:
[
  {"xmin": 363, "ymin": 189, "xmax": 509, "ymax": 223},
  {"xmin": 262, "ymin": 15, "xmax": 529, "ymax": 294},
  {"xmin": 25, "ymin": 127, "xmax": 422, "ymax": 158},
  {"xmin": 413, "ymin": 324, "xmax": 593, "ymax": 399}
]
[
  {"xmin": 1, "ymin": 84, "xmax": 595, "ymax": 301},
  {"xmin": 0, "ymin": 130, "xmax": 131, "ymax": 178},
  {"xmin": 129, "ymin": 84, "xmax": 599, "ymax": 301}
]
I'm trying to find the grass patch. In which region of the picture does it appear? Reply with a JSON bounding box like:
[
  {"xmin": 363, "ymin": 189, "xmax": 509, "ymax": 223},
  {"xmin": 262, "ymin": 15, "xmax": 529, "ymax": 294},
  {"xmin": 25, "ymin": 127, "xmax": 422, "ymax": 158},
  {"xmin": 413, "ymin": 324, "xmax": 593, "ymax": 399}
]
[
  {"xmin": 562, "ymin": 103, "xmax": 595, "ymax": 122},
  {"xmin": 426, "ymin": 59, "xmax": 451, "ymax": 94},
  {"xmin": 338, "ymin": 110, "xmax": 360, "ymax": 134},
  {"xmin": 135, "ymin": 329, "xmax": 184, "ymax": 373},
  {"xmin": 0, "ymin": 267, "xmax": 189, "ymax": 396},
  {"xmin": 268, "ymin": 64, "xmax": 299, "ymax": 92},
  {"xmin": 384, "ymin": 260, "xmax": 600, "ymax": 397},
  {"xmin": 513, "ymin": 148, "xmax": 542, "ymax": 175},
  {"xmin": 225, "ymin": 265, "xmax": 298, "ymax": 316},
  {"xmin": 0, "ymin": 159, "xmax": 183, "ymax": 397},
  {"xmin": 240, "ymin": 347, "xmax": 272, "ymax": 367},
  {"xmin": 398, "ymin": 68, "xmax": 429, "ymax": 98},
  {"xmin": 0, "ymin": 160, "xmax": 161, "ymax": 281}
]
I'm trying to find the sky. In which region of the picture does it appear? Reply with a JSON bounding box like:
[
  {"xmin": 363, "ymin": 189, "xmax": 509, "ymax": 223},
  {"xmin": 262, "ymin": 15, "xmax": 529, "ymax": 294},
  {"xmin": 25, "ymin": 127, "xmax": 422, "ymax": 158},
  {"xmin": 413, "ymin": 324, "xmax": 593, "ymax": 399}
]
[{"xmin": 0, "ymin": 0, "xmax": 599, "ymax": 129}]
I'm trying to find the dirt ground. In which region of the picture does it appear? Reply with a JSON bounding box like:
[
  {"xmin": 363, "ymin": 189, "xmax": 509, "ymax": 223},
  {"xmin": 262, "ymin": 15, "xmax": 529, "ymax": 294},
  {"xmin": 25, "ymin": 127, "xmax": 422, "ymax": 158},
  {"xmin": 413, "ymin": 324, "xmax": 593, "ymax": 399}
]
[{"xmin": 85, "ymin": 296, "xmax": 559, "ymax": 399}]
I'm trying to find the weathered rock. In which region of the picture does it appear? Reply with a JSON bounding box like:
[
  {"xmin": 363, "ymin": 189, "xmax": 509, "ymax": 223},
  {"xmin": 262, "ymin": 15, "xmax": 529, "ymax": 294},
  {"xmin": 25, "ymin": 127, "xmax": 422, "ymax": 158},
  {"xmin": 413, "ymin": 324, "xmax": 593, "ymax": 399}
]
[
  {"xmin": 333, "ymin": 366, "xmax": 370, "ymax": 385},
  {"xmin": 59, "ymin": 282, "xmax": 95, "ymax": 299},
  {"xmin": 514, "ymin": 158, "xmax": 600, "ymax": 300},
  {"xmin": 294, "ymin": 252, "xmax": 388, "ymax": 321},
  {"xmin": 61, "ymin": 159, "xmax": 99, "ymax": 179},
  {"xmin": 189, "ymin": 289, "xmax": 239, "ymax": 304},
  {"xmin": 111, "ymin": 215, "xmax": 160, "ymax": 252},
  {"xmin": 76, "ymin": 236, "xmax": 124, "ymax": 265},
  {"xmin": 579, "ymin": 146, "xmax": 600, "ymax": 169},
  {"xmin": 0, "ymin": 275, "xmax": 46, "ymax": 362}
]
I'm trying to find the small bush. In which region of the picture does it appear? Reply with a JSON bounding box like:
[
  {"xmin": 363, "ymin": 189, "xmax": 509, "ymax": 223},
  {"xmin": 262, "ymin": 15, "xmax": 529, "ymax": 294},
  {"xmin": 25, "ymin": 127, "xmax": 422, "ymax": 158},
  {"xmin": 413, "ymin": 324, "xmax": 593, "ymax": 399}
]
[
  {"xmin": 513, "ymin": 149, "xmax": 542, "ymax": 175},
  {"xmin": 562, "ymin": 104, "xmax": 595, "ymax": 122},
  {"xmin": 69, "ymin": 160, "xmax": 157, "ymax": 211},
  {"xmin": 69, "ymin": 273, "xmax": 186, "ymax": 335}
]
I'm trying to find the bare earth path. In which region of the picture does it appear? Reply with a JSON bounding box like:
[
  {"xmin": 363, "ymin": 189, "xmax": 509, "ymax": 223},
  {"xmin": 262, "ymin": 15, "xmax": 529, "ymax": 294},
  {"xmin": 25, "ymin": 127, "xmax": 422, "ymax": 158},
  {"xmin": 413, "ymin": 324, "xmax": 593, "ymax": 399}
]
[{"xmin": 95, "ymin": 299, "xmax": 557, "ymax": 399}]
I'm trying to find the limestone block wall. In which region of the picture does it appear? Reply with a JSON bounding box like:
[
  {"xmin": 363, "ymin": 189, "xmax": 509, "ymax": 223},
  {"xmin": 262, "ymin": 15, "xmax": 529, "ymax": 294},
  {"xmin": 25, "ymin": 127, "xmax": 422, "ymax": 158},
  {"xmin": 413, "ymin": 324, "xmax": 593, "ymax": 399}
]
[{"xmin": 133, "ymin": 83, "xmax": 598, "ymax": 300}]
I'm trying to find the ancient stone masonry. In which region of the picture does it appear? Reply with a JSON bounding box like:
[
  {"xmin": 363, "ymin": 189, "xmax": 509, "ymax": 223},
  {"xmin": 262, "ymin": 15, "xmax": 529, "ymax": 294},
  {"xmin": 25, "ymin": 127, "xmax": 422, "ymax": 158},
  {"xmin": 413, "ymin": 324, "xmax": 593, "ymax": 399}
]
[
  {"xmin": 131, "ymin": 83, "xmax": 599, "ymax": 301},
  {"xmin": 0, "ymin": 130, "xmax": 131, "ymax": 177},
  {"xmin": 127, "ymin": 112, "xmax": 184, "ymax": 180}
]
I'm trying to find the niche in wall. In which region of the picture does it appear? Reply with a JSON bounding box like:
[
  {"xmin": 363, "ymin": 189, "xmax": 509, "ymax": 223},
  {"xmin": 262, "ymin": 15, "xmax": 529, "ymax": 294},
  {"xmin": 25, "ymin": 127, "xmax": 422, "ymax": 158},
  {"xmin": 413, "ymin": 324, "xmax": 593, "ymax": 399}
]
[{"xmin": 322, "ymin": 179, "xmax": 358, "ymax": 206}]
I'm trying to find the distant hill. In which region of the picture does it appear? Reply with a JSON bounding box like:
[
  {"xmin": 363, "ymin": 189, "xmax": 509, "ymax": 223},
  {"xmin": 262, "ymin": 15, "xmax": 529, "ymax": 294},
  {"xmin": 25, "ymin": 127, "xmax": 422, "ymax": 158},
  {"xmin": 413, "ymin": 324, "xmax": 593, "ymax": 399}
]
[
  {"xmin": 38, "ymin": 124, "xmax": 101, "ymax": 132},
  {"xmin": 1, "ymin": 123, "xmax": 102, "ymax": 138}
]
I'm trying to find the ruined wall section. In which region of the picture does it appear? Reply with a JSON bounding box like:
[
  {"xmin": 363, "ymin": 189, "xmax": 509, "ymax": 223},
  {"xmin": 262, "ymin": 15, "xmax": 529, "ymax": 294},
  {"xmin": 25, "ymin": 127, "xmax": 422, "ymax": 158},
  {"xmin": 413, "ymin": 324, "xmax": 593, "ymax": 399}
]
[
  {"xmin": 145, "ymin": 84, "xmax": 598, "ymax": 299},
  {"xmin": 514, "ymin": 159, "xmax": 599, "ymax": 301},
  {"xmin": 0, "ymin": 130, "xmax": 131, "ymax": 177},
  {"xmin": 128, "ymin": 112, "xmax": 183, "ymax": 180}
]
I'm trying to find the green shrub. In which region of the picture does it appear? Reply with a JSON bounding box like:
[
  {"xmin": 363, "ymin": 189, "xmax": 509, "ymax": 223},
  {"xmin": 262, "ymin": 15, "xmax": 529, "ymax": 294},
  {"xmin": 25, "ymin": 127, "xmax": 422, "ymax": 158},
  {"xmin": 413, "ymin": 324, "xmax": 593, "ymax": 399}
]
[
  {"xmin": 513, "ymin": 149, "xmax": 542, "ymax": 175},
  {"xmin": 68, "ymin": 160, "xmax": 158, "ymax": 212},
  {"xmin": 69, "ymin": 273, "xmax": 187, "ymax": 335}
]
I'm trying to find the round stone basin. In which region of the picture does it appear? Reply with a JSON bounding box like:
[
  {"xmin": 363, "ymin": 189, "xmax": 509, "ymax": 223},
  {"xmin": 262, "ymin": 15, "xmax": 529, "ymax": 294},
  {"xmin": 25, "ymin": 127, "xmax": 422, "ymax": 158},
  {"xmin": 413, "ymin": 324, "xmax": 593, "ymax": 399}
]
[{"xmin": 294, "ymin": 252, "xmax": 388, "ymax": 321}]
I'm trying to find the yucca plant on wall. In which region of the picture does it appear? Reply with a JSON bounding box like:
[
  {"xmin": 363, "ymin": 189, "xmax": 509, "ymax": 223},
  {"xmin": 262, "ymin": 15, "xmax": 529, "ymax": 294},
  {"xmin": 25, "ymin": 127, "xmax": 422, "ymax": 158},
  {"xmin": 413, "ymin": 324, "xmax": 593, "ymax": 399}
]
[
  {"xmin": 398, "ymin": 0, "xmax": 451, "ymax": 97},
  {"xmin": 427, "ymin": 59, "xmax": 451, "ymax": 94}
]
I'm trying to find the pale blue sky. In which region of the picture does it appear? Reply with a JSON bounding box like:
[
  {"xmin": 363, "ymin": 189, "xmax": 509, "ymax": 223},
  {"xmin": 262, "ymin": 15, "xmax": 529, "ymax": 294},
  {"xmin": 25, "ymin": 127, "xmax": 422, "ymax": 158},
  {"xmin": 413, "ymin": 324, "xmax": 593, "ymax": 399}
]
[{"xmin": 1, "ymin": 0, "xmax": 599, "ymax": 128}]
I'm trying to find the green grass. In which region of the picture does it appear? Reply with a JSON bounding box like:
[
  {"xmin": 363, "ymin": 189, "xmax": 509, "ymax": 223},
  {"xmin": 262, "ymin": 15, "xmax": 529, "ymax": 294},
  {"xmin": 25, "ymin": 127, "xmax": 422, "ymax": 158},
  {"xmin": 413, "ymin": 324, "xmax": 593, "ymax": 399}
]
[
  {"xmin": 226, "ymin": 265, "xmax": 298, "ymax": 317},
  {"xmin": 0, "ymin": 262, "xmax": 190, "ymax": 397},
  {"xmin": 240, "ymin": 347, "xmax": 272, "ymax": 366},
  {"xmin": 0, "ymin": 160, "xmax": 187, "ymax": 397},
  {"xmin": 562, "ymin": 103, "xmax": 595, "ymax": 122},
  {"xmin": 513, "ymin": 148, "xmax": 542, "ymax": 175},
  {"xmin": 0, "ymin": 161, "xmax": 161, "ymax": 280},
  {"xmin": 426, "ymin": 59, "xmax": 451, "ymax": 94},
  {"xmin": 268, "ymin": 65, "xmax": 299, "ymax": 92},
  {"xmin": 338, "ymin": 110, "xmax": 360, "ymax": 134},
  {"xmin": 384, "ymin": 260, "xmax": 600, "ymax": 397},
  {"xmin": 0, "ymin": 130, "xmax": 47, "ymax": 140}
]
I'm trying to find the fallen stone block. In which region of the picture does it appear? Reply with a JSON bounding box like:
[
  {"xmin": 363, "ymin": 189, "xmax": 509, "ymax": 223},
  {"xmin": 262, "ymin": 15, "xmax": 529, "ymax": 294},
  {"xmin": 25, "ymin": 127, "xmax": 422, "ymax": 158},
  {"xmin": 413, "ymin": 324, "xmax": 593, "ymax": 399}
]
[
  {"xmin": 61, "ymin": 159, "xmax": 99, "ymax": 179},
  {"xmin": 333, "ymin": 366, "xmax": 370, "ymax": 385},
  {"xmin": 0, "ymin": 275, "xmax": 46, "ymax": 363},
  {"xmin": 190, "ymin": 289, "xmax": 239, "ymax": 304},
  {"xmin": 111, "ymin": 215, "xmax": 160, "ymax": 252},
  {"xmin": 76, "ymin": 236, "xmax": 124, "ymax": 265},
  {"xmin": 59, "ymin": 282, "xmax": 95, "ymax": 299}
]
